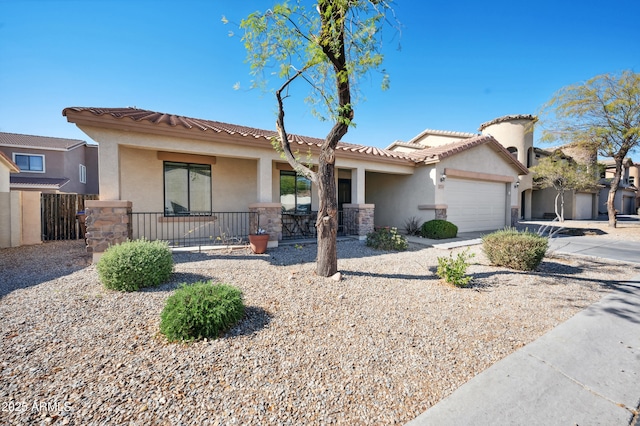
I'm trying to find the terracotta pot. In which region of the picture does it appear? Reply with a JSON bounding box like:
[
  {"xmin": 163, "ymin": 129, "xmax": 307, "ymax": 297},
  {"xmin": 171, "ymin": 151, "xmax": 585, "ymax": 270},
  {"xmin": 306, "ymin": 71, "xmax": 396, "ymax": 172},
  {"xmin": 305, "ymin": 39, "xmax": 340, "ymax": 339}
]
[{"xmin": 248, "ymin": 234, "xmax": 269, "ymax": 254}]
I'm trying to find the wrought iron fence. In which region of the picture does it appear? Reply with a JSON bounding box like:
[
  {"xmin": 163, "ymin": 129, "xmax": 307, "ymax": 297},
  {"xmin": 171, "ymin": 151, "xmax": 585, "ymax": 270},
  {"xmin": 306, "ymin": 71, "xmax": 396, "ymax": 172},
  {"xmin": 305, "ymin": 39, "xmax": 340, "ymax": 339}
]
[
  {"xmin": 281, "ymin": 210, "xmax": 346, "ymax": 240},
  {"xmin": 130, "ymin": 211, "xmax": 255, "ymax": 248}
]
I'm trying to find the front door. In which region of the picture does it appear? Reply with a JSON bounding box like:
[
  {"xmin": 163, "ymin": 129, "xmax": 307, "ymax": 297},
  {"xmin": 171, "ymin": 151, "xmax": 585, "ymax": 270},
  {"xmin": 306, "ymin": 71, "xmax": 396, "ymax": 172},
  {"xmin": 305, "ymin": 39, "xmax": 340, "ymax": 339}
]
[{"xmin": 338, "ymin": 179, "xmax": 351, "ymax": 233}]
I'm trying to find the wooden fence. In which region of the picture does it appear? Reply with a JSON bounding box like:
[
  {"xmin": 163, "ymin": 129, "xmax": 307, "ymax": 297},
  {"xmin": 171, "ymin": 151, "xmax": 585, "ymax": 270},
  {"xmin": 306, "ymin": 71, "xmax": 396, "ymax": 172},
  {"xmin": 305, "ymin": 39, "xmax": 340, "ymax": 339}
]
[{"xmin": 41, "ymin": 193, "xmax": 98, "ymax": 241}]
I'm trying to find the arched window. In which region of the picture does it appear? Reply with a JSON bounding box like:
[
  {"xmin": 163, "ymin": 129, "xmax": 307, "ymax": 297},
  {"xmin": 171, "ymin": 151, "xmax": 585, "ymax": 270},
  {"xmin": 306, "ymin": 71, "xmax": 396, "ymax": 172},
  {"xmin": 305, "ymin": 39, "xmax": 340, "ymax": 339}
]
[{"xmin": 507, "ymin": 147, "xmax": 518, "ymax": 159}]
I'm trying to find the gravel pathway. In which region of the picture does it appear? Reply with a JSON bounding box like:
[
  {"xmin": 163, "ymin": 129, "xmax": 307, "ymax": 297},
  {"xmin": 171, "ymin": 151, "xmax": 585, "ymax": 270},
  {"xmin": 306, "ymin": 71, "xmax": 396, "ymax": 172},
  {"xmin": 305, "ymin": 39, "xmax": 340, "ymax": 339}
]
[{"xmin": 1, "ymin": 235, "xmax": 639, "ymax": 425}]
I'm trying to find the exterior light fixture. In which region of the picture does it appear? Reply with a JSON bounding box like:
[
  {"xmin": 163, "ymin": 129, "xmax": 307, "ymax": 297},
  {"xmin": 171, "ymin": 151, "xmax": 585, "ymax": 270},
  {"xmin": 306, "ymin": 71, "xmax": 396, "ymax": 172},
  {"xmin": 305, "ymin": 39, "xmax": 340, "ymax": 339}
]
[
  {"xmin": 440, "ymin": 173, "xmax": 446, "ymax": 182},
  {"xmin": 514, "ymin": 181, "xmax": 520, "ymax": 188}
]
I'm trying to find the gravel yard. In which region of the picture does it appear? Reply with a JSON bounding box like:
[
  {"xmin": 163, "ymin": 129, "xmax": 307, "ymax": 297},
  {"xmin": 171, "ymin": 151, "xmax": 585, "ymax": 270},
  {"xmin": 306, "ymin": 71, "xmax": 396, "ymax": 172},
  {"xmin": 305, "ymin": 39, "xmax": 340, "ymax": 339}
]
[{"xmin": 1, "ymin": 226, "xmax": 640, "ymax": 425}]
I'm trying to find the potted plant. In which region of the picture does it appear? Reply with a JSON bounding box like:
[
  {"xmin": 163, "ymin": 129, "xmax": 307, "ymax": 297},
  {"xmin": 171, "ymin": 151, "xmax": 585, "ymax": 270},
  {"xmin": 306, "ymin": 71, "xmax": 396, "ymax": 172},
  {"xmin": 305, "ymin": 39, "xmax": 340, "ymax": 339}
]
[{"xmin": 248, "ymin": 228, "xmax": 269, "ymax": 254}]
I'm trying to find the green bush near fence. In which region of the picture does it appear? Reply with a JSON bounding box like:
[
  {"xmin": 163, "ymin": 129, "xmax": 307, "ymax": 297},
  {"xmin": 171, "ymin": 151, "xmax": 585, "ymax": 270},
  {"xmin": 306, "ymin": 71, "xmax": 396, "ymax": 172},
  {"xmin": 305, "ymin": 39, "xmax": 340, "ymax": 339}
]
[{"xmin": 97, "ymin": 238, "xmax": 173, "ymax": 292}]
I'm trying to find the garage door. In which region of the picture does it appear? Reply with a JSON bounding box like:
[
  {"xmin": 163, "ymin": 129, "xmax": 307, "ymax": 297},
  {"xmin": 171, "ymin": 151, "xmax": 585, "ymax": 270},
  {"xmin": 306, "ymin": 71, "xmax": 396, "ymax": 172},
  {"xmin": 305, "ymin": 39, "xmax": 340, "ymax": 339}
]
[
  {"xmin": 574, "ymin": 193, "xmax": 592, "ymax": 219},
  {"xmin": 446, "ymin": 179, "xmax": 507, "ymax": 232}
]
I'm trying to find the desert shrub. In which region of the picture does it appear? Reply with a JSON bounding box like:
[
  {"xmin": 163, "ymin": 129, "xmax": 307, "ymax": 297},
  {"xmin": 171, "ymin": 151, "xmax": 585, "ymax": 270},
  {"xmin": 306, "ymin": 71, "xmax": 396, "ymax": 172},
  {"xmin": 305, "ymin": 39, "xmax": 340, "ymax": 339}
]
[
  {"xmin": 436, "ymin": 249, "xmax": 475, "ymax": 287},
  {"xmin": 160, "ymin": 281, "xmax": 244, "ymax": 342},
  {"xmin": 403, "ymin": 216, "xmax": 422, "ymax": 236},
  {"xmin": 97, "ymin": 238, "xmax": 173, "ymax": 292},
  {"xmin": 420, "ymin": 219, "xmax": 458, "ymax": 239},
  {"xmin": 482, "ymin": 228, "xmax": 548, "ymax": 271},
  {"xmin": 366, "ymin": 227, "xmax": 408, "ymax": 251}
]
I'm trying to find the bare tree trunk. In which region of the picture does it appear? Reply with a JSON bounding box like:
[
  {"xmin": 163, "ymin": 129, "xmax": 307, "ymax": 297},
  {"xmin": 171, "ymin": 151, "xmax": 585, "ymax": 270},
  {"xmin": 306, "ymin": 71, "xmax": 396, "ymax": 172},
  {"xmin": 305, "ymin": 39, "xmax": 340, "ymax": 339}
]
[
  {"xmin": 607, "ymin": 158, "xmax": 623, "ymax": 228},
  {"xmin": 316, "ymin": 151, "xmax": 338, "ymax": 276}
]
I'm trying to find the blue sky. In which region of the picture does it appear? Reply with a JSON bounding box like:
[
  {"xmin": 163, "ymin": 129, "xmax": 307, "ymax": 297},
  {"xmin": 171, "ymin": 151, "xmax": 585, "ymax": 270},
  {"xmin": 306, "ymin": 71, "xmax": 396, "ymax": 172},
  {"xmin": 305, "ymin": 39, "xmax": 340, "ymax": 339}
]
[{"xmin": 1, "ymin": 0, "xmax": 639, "ymax": 161}]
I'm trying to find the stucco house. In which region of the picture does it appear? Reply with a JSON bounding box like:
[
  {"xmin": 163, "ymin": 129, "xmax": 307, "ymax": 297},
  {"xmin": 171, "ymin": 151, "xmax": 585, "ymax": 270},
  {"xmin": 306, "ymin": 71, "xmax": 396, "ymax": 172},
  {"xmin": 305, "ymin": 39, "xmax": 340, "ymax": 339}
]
[
  {"xmin": 599, "ymin": 158, "xmax": 639, "ymax": 215},
  {"xmin": 62, "ymin": 107, "xmax": 528, "ymax": 258},
  {"xmin": 0, "ymin": 132, "xmax": 99, "ymax": 194}
]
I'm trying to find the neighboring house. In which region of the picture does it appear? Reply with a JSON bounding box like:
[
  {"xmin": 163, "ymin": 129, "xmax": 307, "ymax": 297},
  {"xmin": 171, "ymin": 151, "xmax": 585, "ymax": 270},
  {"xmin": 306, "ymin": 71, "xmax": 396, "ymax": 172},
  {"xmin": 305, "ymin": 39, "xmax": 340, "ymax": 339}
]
[
  {"xmin": 599, "ymin": 158, "xmax": 639, "ymax": 215},
  {"xmin": 0, "ymin": 151, "xmax": 40, "ymax": 248},
  {"xmin": 62, "ymin": 107, "xmax": 527, "ymax": 255},
  {"xmin": 0, "ymin": 132, "xmax": 99, "ymax": 194}
]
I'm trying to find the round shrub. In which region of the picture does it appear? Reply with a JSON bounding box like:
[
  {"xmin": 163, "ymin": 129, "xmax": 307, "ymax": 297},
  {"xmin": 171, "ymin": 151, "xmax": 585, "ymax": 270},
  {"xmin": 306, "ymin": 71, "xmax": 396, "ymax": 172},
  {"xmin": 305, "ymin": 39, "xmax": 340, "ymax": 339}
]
[
  {"xmin": 482, "ymin": 228, "xmax": 548, "ymax": 271},
  {"xmin": 420, "ymin": 219, "xmax": 458, "ymax": 239},
  {"xmin": 160, "ymin": 281, "xmax": 244, "ymax": 342},
  {"xmin": 97, "ymin": 238, "xmax": 173, "ymax": 292},
  {"xmin": 366, "ymin": 226, "xmax": 408, "ymax": 251}
]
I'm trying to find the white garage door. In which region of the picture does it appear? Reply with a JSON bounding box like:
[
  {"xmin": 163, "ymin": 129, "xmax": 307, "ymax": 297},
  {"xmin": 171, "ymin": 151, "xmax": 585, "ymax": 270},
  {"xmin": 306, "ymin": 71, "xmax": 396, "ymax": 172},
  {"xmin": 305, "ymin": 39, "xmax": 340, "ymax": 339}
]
[
  {"xmin": 574, "ymin": 193, "xmax": 593, "ymax": 220},
  {"xmin": 446, "ymin": 178, "xmax": 507, "ymax": 232}
]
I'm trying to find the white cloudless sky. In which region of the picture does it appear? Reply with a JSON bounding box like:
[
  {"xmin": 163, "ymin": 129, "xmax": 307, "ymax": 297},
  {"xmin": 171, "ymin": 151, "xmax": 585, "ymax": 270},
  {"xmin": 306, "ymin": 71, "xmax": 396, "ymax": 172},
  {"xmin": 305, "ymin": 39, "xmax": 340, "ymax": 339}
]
[{"xmin": 1, "ymin": 0, "xmax": 639, "ymax": 160}]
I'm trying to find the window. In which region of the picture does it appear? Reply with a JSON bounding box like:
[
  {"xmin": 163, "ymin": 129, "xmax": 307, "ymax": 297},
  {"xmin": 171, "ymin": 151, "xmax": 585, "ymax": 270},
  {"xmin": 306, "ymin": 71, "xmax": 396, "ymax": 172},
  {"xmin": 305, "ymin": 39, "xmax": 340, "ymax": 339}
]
[
  {"xmin": 79, "ymin": 164, "xmax": 87, "ymax": 184},
  {"xmin": 13, "ymin": 153, "xmax": 44, "ymax": 172},
  {"xmin": 163, "ymin": 161, "xmax": 212, "ymax": 215},
  {"xmin": 280, "ymin": 170, "xmax": 311, "ymax": 212},
  {"xmin": 630, "ymin": 176, "xmax": 635, "ymax": 187},
  {"xmin": 507, "ymin": 147, "xmax": 518, "ymax": 159}
]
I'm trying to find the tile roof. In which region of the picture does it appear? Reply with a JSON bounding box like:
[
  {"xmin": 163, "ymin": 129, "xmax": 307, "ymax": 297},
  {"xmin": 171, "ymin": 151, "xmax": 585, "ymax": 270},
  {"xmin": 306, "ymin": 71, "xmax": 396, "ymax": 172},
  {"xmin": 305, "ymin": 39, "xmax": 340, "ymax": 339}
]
[
  {"xmin": 0, "ymin": 131, "xmax": 87, "ymax": 150},
  {"xmin": 0, "ymin": 151, "xmax": 20, "ymax": 172},
  {"xmin": 61, "ymin": 107, "xmax": 527, "ymax": 174},
  {"xmin": 405, "ymin": 128, "xmax": 477, "ymax": 145},
  {"xmin": 10, "ymin": 176, "xmax": 70, "ymax": 189},
  {"xmin": 63, "ymin": 107, "xmax": 415, "ymax": 162},
  {"xmin": 405, "ymin": 134, "xmax": 529, "ymax": 174},
  {"xmin": 478, "ymin": 114, "xmax": 537, "ymax": 131}
]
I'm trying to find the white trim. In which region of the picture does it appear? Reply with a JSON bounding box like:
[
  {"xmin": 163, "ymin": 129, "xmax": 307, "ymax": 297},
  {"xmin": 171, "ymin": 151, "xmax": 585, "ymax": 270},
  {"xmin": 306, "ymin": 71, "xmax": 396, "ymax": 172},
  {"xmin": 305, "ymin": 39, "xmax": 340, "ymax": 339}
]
[
  {"xmin": 12, "ymin": 152, "xmax": 45, "ymax": 173},
  {"xmin": 79, "ymin": 164, "xmax": 87, "ymax": 184}
]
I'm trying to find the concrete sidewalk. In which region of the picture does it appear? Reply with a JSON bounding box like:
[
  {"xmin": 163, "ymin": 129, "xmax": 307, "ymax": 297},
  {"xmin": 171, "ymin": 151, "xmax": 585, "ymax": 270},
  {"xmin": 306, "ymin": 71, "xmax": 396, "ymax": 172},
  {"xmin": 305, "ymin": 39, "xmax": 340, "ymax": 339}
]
[{"xmin": 407, "ymin": 275, "xmax": 640, "ymax": 425}]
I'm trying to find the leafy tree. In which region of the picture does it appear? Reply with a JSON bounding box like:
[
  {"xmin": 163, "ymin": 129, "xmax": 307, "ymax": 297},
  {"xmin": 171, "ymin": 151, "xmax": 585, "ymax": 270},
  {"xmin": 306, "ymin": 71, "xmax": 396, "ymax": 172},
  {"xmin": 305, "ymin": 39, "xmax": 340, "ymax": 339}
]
[
  {"xmin": 530, "ymin": 151, "xmax": 598, "ymax": 222},
  {"xmin": 234, "ymin": 0, "xmax": 398, "ymax": 276},
  {"xmin": 539, "ymin": 71, "xmax": 640, "ymax": 227}
]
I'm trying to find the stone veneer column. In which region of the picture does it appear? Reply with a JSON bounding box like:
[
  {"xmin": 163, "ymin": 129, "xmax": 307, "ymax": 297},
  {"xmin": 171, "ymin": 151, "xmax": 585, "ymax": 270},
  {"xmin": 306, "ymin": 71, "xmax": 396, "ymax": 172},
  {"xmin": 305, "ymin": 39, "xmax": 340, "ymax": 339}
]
[
  {"xmin": 511, "ymin": 207, "xmax": 519, "ymax": 227},
  {"xmin": 435, "ymin": 208, "xmax": 447, "ymax": 220},
  {"xmin": 85, "ymin": 200, "xmax": 132, "ymax": 263},
  {"xmin": 249, "ymin": 203, "xmax": 281, "ymax": 248},
  {"xmin": 342, "ymin": 203, "xmax": 375, "ymax": 239}
]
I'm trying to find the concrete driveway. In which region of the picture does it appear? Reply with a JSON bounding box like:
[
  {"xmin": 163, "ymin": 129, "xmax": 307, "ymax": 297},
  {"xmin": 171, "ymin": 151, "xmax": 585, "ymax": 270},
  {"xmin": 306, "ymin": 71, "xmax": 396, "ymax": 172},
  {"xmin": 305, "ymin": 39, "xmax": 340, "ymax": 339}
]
[{"xmin": 549, "ymin": 236, "xmax": 640, "ymax": 264}]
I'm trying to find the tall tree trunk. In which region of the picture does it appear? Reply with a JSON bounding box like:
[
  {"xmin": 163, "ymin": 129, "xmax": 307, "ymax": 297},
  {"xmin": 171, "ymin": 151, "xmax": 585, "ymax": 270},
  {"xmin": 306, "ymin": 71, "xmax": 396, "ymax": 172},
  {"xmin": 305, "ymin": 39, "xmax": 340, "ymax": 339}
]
[
  {"xmin": 607, "ymin": 158, "xmax": 623, "ymax": 228},
  {"xmin": 316, "ymin": 151, "xmax": 338, "ymax": 276}
]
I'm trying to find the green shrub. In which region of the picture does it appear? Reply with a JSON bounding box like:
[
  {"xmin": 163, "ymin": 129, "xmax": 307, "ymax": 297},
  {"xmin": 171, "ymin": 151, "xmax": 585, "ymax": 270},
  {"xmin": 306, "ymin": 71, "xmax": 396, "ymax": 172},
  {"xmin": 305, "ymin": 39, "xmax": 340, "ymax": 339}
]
[
  {"xmin": 160, "ymin": 281, "xmax": 244, "ymax": 342},
  {"xmin": 420, "ymin": 219, "xmax": 458, "ymax": 239},
  {"xmin": 482, "ymin": 228, "xmax": 548, "ymax": 271},
  {"xmin": 366, "ymin": 227, "xmax": 408, "ymax": 251},
  {"xmin": 97, "ymin": 238, "xmax": 173, "ymax": 292},
  {"xmin": 436, "ymin": 249, "xmax": 475, "ymax": 287}
]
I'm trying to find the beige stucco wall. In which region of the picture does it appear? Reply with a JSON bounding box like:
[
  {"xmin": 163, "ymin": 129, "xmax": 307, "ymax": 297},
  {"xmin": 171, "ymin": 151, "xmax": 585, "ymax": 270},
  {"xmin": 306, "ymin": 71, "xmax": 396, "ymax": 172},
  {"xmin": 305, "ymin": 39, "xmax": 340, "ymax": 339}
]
[
  {"xmin": 0, "ymin": 161, "xmax": 11, "ymax": 192},
  {"xmin": 0, "ymin": 192, "xmax": 10, "ymax": 247},
  {"xmin": 0, "ymin": 190, "xmax": 41, "ymax": 248},
  {"xmin": 535, "ymin": 189, "xmax": 597, "ymax": 220},
  {"xmin": 77, "ymin": 125, "xmax": 414, "ymax": 209},
  {"xmin": 480, "ymin": 118, "xmax": 536, "ymax": 219},
  {"xmin": 20, "ymin": 191, "xmax": 42, "ymax": 245},
  {"xmin": 366, "ymin": 166, "xmax": 437, "ymax": 230},
  {"xmin": 119, "ymin": 146, "xmax": 258, "ymax": 212},
  {"xmin": 438, "ymin": 144, "xmax": 520, "ymax": 207}
]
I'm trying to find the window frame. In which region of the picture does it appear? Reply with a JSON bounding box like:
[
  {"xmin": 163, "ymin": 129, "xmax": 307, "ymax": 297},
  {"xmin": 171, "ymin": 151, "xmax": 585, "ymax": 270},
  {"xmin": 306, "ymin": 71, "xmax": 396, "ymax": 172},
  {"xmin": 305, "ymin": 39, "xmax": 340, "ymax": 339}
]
[
  {"xmin": 163, "ymin": 161, "xmax": 212, "ymax": 217},
  {"xmin": 79, "ymin": 164, "xmax": 87, "ymax": 184},
  {"xmin": 280, "ymin": 170, "xmax": 312, "ymax": 213},
  {"xmin": 13, "ymin": 153, "xmax": 45, "ymax": 173}
]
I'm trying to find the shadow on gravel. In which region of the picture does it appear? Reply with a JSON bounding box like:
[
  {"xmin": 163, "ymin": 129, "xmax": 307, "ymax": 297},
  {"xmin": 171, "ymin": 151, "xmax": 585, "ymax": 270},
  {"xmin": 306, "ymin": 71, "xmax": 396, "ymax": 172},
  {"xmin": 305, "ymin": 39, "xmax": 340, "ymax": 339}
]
[
  {"xmin": 170, "ymin": 240, "xmax": 407, "ymax": 267},
  {"xmin": 0, "ymin": 241, "xmax": 92, "ymax": 299},
  {"xmin": 227, "ymin": 306, "xmax": 272, "ymax": 337},
  {"xmin": 343, "ymin": 269, "xmax": 437, "ymax": 281}
]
